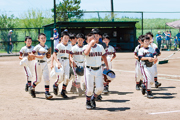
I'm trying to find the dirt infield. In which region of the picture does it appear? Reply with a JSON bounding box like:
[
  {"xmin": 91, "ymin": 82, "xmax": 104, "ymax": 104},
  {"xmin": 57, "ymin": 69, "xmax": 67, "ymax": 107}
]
[{"xmin": 0, "ymin": 51, "xmax": 180, "ymax": 120}]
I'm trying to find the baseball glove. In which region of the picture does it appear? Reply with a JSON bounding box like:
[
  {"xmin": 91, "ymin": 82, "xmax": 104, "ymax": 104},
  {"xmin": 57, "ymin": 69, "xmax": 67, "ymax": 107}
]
[
  {"xmin": 144, "ymin": 60, "xmax": 153, "ymax": 67},
  {"xmin": 46, "ymin": 47, "xmax": 51, "ymax": 59},
  {"xmin": 28, "ymin": 53, "xmax": 35, "ymax": 61}
]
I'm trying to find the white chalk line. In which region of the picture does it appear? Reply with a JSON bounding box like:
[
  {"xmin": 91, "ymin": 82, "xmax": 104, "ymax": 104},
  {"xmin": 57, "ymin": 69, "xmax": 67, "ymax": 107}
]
[
  {"xmin": 113, "ymin": 69, "xmax": 180, "ymax": 81},
  {"xmin": 149, "ymin": 110, "xmax": 180, "ymax": 115}
]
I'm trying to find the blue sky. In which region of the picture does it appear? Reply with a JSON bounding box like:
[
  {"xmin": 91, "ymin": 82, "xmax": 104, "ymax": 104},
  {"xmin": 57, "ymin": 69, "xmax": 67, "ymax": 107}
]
[{"xmin": 1, "ymin": 0, "xmax": 180, "ymax": 19}]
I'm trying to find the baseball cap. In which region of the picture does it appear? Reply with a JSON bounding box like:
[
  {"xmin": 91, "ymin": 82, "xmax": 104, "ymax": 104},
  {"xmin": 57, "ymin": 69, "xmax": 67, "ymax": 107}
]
[
  {"xmin": 53, "ymin": 28, "xmax": 57, "ymax": 31},
  {"xmin": 9, "ymin": 30, "xmax": 13, "ymax": 33}
]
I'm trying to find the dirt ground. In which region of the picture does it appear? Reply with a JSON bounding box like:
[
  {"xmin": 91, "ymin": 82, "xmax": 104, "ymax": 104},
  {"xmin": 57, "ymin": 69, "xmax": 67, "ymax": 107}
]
[{"xmin": 0, "ymin": 51, "xmax": 180, "ymax": 120}]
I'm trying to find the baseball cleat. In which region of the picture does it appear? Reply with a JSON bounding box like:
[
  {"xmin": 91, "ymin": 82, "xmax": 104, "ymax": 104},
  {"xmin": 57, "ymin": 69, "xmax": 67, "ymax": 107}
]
[
  {"xmin": 78, "ymin": 89, "xmax": 85, "ymax": 96},
  {"xmin": 141, "ymin": 84, "xmax": 146, "ymax": 95},
  {"xmin": 30, "ymin": 87, "xmax": 36, "ymax": 98},
  {"xmin": 61, "ymin": 91, "xmax": 68, "ymax": 98},
  {"xmin": 136, "ymin": 84, "xmax": 140, "ymax": 90},
  {"xmin": 147, "ymin": 91, "xmax": 154, "ymax": 99},
  {"xmin": 95, "ymin": 95, "xmax": 102, "ymax": 101},
  {"xmin": 25, "ymin": 84, "xmax": 28, "ymax": 92},
  {"xmin": 155, "ymin": 81, "xmax": 161, "ymax": 88},
  {"xmin": 86, "ymin": 101, "xmax": 92, "ymax": 110},
  {"xmin": 103, "ymin": 86, "xmax": 109, "ymax": 94},
  {"xmin": 28, "ymin": 86, "xmax": 31, "ymax": 94},
  {"xmin": 53, "ymin": 84, "xmax": 58, "ymax": 95},
  {"xmin": 90, "ymin": 98, "xmax": 96, "ymax": 109},
  {"xmin": 45, "ymin": 92, "xmax": 53, "ymax": 99}
]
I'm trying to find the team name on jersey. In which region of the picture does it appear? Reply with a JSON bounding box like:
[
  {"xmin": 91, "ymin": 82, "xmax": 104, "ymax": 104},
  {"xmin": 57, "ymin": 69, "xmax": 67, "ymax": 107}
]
[
  {"xmin": 23, "ymin": 52, "xmax": 31, "ymax": 56},
  {"xmin": 73, "ymin": 51, "xmax": 83, "ymax": 55},
  {"xmin": 59, "ymin": 50, "xmax": 71, "ymax": 54},
  {"xmin": 89, "ymin": 52, "xmax": 102, "ymax": 57}
]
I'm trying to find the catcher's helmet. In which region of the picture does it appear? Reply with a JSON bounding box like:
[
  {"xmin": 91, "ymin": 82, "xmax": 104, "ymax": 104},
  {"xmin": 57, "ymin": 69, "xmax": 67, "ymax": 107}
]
[
  {"xmin": 55, "ymin": 65, "xmax": 64, "ymax": 76},
  {"xmin": 75, "ymin": 66, "xmax": 84, "ymax": 76},
  {"xmin": 103, "ymin": 69, "xmax": 116, "ymax": 81}
]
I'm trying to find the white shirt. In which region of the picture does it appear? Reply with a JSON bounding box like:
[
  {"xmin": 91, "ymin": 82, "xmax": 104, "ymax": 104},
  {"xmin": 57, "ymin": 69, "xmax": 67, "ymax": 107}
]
[
  {"xmin": 71, "ymin": 45, "xmax": 84, "ymax": 62},
  {"xmin": 20, "ymin": 46, "xmax": 34, "ymax": 57},
  {"xmin": 134, "ymin": 45, "xmax": 141, "ymax": 56},
  {"xmin": 55, "ymin": 43, "xmax": 72, "ymax": 58},
  {"xmin": 83, "ymin": 44, "xmax": 105, "ymax": 67},
  {"xmin": 149, "ymin": 43, "xmax": 158, "ymax": 51},
  {"xmin": 32, "ymin": 44, "xmax": 49, "ymax": 61},
  {"xmin": 138, "ymin": 47, "xmax": 155, "ymax": 66},
  {"xmin": 106, "ymin": 45, "xmax": 115, "ymax": 59}
]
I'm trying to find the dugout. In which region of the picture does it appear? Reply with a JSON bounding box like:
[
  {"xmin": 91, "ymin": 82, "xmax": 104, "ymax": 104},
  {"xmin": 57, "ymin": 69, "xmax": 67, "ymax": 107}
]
[{"xmin": 43, "ymin": 21, "xmax": 138, "ymax": 52}]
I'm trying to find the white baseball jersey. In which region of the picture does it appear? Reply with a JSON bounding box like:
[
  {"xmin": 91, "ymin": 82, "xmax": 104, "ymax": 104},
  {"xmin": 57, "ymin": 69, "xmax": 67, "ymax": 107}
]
[
  {"xmin": 55, "ymin": 43, "xmax": 72, "ymax": 58},
  {"xmin": 106, "ymin": 45, "xmax": 115, "ymax": 58},
  {"xmin": 134, "ymin": 45, "xmax": 141, "ymax": 56},
  {"xmin": 20, "ymin": 46, "xmax": 34, "ymax": 57},
  {"xmin": 138, "ymin": 47, "xmax": 155, "ymax": 66},
  {"xmin": 149, "ymin": 43, "xmax": 158, "ymax": 51},
  {"xmin": 32, "ymin": 44, "xmax": 49, "ymax": 61},
  {"xmin": 83, "ymin": 44, "xmax": 105, "ymax": 67},
  {"xmin": 72, "ymin": 45, "xmax": 84, "ymax": 62}
]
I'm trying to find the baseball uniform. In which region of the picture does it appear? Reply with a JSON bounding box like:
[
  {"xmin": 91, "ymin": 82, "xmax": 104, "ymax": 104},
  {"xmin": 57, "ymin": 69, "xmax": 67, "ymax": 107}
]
[
  {"xmin": 138, "ymin": 47, "xmax": 156, "ymax": 90},
  {"xmin": 53, "ymin": 32, "xmax": 59, "ymax": 49}
]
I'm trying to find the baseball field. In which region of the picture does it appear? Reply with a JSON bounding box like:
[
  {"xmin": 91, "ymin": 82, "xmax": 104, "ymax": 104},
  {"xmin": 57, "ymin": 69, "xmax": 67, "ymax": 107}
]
[{"xmin": 0, "ymin": 51, "xmax": 180, "ymax": 120}]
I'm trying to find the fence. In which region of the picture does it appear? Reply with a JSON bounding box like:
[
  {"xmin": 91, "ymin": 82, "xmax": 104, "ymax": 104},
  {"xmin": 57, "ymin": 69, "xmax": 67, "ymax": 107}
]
[{"xmin": 1, "ymin": 11, "xmax": 180, "ymax": 56}]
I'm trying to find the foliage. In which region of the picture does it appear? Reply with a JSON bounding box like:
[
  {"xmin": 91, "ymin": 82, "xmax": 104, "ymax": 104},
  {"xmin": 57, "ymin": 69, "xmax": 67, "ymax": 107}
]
[{"xmin": 52, "ymin": 0, "xmax": 83, "ymax": 21}]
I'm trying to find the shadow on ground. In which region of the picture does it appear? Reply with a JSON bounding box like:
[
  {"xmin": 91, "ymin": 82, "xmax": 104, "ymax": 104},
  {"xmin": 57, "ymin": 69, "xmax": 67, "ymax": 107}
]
[{"xmin": 95, "ymin": 107, "xmax": 130, "ymax": 112}]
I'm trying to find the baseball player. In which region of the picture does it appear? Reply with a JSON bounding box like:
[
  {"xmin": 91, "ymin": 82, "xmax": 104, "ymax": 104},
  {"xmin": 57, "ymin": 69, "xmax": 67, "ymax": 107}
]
[
  {"xmin": 29, "ymin": 33, "xmax": 53, "ymax": 99},
  {"xmin": 138, "ymin": 36, "xmax": 158, "ymax": 99},
  {"xmin": 19, "ymin": 36, "xmax": 35, "ymax": 92},
  {"xmin": 68, "ymin": 33, "xmax": 78, "ymax": 93},
  {"xmin": 102, "ymin": 33, "xmax": 116, "ymax": 94},
  {"xmin": 52, "ymin": 31, "xmax": 72, "ymax": 98},
  {"xmin": 134, "ymin": 35, "xmax": 144, "ymax": 90},
  {"xmin": 50, "ymin": 28, "xmax": 59, "ymax": 49},
  {"xmin": 146, "ymin": 32, "xmax": 161, "ymax": 88},
  {"xmin": 83, "ymin": 33, "xmax": 109, "ymax": 109},
  {"xmin": 70, "ymin": 33, "xmax": 85, "ymax": 96},
  {"xmin": 91, "ymin": 28, "xmax": 107, "ymax": 101}
]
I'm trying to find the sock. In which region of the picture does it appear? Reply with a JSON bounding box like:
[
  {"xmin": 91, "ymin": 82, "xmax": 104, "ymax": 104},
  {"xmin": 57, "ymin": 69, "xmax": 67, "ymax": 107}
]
[
  {"xmin": 32, "ymin": 82, "xmax": 36, "ymax": 88},
  {"xmin": 91, "ymin": 93, "xmax": 98, "ymax": 100},
  {"xmin": 45, "ymin": 85, "xmax": 49, "ymax": 93},
  {"xmin": 136, "ymin": 82, "xmax": 139, "ymax": 85},
  {"xmin": 154, "ymin": 77, "xmax": 157, "ymax": 82},
  {"xmin": 28, "ymin": 81, "xmax": 31, "ymax": 87},
  {"xmin": 106, "ymin": 82, "xmax": 109, "ymax": 87},
  {"xmin": 62, "ymin": 84, "xmax": 67, "ymax": 92},
  {"xmin": 86, "ymin": 96, "xmax": 91, "ymax": 102},
  {"xmin": 147, "ymin": 89, "xmax": 151, "ymax": 92},
  {"xmin": 54, "ymin": 82, "xmax": 58, "ymax": 87}
]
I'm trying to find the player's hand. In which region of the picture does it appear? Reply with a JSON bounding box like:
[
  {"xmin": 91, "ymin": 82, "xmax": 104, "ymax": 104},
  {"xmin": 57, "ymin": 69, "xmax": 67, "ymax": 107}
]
[
  {"xmin": 50, "ymin": 37, "xmax": 54, "ymax": 40},
  {"xmin": 51, "ymin": 64, "xmax": 54, "ymax": 70},
  {"xmin": 106, "ymin": 67, "xmax": 109, "ymax": 71},
  {"xmin": 110, "ymin": 58, "xmax": 113, "ymax": 62},
  {"xmin": 39, "ymin": 55, "xmax": 45, "ymax": 59},
  {"xmin": 154, "ymin": 58, "xmax": 158, "ymax": 64},
  {"xmin": 73, "ymin": 62, "xmax": 77, "ymax": 68},
  {"xmin": 90, "ymin": 39, "xmax": 96, "ymax": 46},
  {"xmin": 58, "ymin": 62, "xmax": 61, "ymax": 69}
]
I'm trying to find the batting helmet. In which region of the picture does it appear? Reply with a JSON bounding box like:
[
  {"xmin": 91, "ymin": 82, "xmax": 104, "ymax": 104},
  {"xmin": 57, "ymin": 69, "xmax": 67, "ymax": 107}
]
[
  {"xmin": 144, "ymin": 53, "xmax": 154, "ymax": 58},
  {"xmin": 55, "ymin": 65, "xmax": 64, "ymax": 76},
  {"xmin": 75, "ymin": 66, "xmax": 84, "ymax": 76},
  {"xmin": 103, "ymin": 69, "xmax": 116, "ymax": 81}
]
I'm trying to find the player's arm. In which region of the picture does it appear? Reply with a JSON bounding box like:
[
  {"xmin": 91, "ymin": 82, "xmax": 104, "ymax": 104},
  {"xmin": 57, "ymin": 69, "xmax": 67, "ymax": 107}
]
[
  {"xmin": 111, "ymin": 53, "xmax": 116, "ymax": 62},
  {"xmin": 19, "ymin": 53, "xmax": 23, "ymax": 60},
  {"xmin": 50, "ymin": 54, "xmax": 54, "ymax": 69},
  {"xmin": 134, "ymin": 53, "xmax": 138, "ymax": 60},
  {"xmin": 84, "ymin": 39, "xmax": 96, "ymax": 55},
  {"xmin": 53, "ymin": 49, "xmax": 61, "ymax": 69}
]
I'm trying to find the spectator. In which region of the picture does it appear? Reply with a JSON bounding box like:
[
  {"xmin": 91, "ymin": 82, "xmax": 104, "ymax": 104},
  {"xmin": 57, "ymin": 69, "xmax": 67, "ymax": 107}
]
[
  {"xmin": 50, "ymin": 28, "xmax": 59, "ymax": 49},
  {"xmin": 7, "ymin": 30, "xmax": 13, "ymax": 54},
  {"xmin": 156, "ymin": 31, "xmax": 162, "ymax": 50},
  {"xmin": 165, "ymin": 31, "xmax": 171, "ymax": 50},
  {"xmin": 173, "ymin": 36, "xmax": 178, "ymax": 50},
  {"xmin": 176, "ymin": 30, "xmax": 180, "ymax": 48}
]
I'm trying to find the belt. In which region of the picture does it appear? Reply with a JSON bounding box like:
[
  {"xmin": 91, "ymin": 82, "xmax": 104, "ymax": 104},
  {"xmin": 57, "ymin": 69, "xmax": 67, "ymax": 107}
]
[
  {"xmin": 61, "ymin": 57, "xmax": 68, "ymax": 59},
  {"xmin": 86, "ymin": 66, "xmax": 101, "ymax": 70},
  {"xmin": 38, "ymin": 60, "xmax": 46, "ymax": 63}
]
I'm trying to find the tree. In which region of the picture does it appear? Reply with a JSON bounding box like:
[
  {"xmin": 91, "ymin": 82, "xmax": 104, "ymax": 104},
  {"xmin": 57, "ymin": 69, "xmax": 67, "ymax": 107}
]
[{"xmin": 52, "ymin": 0, "xmax": 83, "ymax": 21}]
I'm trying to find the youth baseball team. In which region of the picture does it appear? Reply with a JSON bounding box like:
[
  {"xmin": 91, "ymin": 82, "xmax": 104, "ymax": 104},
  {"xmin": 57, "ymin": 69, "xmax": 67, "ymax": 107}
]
[{"xmin": 19, "ymin": 28, "xmax": 161, "ymax": 110}]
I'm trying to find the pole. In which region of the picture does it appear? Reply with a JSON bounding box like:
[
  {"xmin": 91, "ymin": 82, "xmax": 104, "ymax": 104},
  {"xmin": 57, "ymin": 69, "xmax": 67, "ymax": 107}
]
[
  {"xmin": 111, "ymin": 0, "xmax": 114, "ymax": 22},
  {"xmin": 141, "ymin": 12, "xmax": 143, "ymax": 35},
  {"xmin": 54, "ymin": 0, "xmax": 56, "ymax": 28}
]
